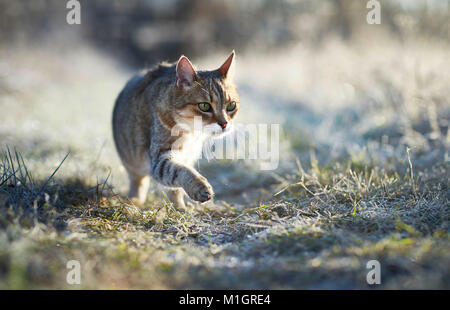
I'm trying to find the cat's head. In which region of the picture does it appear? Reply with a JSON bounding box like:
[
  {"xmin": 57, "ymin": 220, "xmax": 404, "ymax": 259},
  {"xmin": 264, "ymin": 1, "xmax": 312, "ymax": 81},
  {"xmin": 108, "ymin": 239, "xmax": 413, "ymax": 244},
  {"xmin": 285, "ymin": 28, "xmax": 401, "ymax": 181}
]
[{"xmin": 171, "ymin": 51, "xmax": 239, "ymax": 138}]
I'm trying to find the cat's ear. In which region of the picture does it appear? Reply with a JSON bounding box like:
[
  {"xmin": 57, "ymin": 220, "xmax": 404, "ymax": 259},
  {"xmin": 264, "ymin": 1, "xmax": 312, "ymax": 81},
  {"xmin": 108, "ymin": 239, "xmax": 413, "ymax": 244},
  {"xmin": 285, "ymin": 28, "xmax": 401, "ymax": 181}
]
[
  {"xmin": 217, "ymin": 50, "xmax": 235, "ymax": 79},
  {"xmin": 176, "ymin": 55, "xmax": 197, "ymax": 89}
]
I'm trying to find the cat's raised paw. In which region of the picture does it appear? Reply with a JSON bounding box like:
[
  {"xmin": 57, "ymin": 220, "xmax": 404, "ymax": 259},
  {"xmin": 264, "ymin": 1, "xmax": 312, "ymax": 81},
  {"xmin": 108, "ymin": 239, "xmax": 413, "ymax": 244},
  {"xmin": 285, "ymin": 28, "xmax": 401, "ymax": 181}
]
[{"xmin": 187, "ymin": 178, "xmax": 214, "ymax": 203}]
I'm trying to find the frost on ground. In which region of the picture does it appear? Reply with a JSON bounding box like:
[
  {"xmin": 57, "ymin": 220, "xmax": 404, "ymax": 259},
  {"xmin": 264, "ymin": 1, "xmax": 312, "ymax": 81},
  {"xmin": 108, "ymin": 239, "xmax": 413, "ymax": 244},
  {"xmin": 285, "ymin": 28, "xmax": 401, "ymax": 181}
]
[{"xmin": 0, "ymin": 37, "xmax": 448, "ymax": 289}]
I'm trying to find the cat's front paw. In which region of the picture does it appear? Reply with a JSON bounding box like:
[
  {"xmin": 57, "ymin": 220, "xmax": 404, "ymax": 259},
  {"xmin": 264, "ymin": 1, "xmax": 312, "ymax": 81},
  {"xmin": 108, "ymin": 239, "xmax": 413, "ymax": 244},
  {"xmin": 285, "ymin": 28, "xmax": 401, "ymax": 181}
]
[{"xmin": 186, "ymin": 176, "xmax": 214, "ymax": 203}]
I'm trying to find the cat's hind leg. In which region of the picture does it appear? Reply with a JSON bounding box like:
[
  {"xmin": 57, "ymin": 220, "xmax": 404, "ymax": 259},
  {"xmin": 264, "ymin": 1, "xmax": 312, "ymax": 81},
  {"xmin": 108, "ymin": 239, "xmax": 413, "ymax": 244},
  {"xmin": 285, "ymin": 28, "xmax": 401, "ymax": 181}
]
[
  {"xmin": 167, "ymin": 188, "xmax": 186, "ymax": 210},
  {"xmin": 128, "ymin": 173, "xmax": 150, "ymax": 205}
]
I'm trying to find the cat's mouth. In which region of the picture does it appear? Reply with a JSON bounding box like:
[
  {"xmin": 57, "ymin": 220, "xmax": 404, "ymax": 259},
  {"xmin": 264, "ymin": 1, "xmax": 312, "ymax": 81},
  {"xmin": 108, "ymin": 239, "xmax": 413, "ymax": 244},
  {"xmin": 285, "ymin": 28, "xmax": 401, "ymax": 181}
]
[
  {"xmin": 204, "ymin": 123, "xmax": 233, "ymax": 138},
  {"xmin": 172, "ymin": 119, "xmax": 233, "ymax": 138}
]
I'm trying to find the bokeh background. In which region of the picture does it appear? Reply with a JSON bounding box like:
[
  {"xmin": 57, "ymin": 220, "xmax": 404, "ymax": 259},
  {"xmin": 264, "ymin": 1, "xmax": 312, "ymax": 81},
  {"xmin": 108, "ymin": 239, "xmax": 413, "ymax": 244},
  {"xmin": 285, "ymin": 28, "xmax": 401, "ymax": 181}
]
[{"xmin": 0, "ymin": 0, "xmax": 449, "ymax": 289}]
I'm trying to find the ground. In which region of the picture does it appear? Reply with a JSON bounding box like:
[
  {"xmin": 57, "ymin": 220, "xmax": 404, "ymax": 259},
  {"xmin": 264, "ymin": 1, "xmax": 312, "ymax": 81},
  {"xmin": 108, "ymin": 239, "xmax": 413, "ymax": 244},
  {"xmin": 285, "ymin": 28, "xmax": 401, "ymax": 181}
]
[{"xmin": 0, "ymin": 36, "xmax": 449, "ymax": 289}]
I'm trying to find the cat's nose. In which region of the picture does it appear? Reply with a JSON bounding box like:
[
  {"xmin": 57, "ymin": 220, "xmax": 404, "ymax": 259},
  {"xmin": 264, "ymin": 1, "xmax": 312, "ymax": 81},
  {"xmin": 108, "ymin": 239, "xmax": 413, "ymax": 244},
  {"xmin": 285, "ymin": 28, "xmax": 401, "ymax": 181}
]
[{"xmin": 218, "ymin": 120, "xmax": 228, "ymax": 129}]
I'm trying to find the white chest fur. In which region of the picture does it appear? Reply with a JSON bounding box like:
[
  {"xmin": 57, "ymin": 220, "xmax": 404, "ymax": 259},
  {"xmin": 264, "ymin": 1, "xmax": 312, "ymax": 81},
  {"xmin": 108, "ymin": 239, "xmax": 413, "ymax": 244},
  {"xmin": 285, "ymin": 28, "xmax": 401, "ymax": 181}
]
[{"xmin": 171, "ymin": 132, "xmax": 206, "ymax": 165}]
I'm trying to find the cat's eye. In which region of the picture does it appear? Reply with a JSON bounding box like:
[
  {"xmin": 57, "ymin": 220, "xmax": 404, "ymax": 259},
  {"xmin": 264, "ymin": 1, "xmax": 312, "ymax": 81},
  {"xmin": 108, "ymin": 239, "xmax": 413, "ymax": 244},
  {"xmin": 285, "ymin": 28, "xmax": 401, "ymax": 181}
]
[
  {"xmin": 226, "ymin": 101, "xmax": 236, "ymax": 112},
  {"xmin": 198, "ymin": 102, "xmax": 212, "ymax": 112}
]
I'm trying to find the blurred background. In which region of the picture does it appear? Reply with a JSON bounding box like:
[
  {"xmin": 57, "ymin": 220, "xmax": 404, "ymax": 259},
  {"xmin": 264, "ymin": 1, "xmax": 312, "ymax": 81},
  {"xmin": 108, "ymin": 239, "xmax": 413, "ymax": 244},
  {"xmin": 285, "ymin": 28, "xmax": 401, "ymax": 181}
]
[
  {"xmin": 0, "ymin": 0, "xmax": 449, "ymax": 289},
  {"xmin": 1, "ymin": 0, "xmax": 449, "ymax": 64}
]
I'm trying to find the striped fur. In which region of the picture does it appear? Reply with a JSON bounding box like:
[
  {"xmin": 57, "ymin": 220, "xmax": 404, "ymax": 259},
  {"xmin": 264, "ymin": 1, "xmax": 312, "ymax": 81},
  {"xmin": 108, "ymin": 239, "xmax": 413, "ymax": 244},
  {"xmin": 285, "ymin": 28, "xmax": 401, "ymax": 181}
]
[{"xmin": 112, "ymin": 52, "xmax": 239, "ymax": 209}]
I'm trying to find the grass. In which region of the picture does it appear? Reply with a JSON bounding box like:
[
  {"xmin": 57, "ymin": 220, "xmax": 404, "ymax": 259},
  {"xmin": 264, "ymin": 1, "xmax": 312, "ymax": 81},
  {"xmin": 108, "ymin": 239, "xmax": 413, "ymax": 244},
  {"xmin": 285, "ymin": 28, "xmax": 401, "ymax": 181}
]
[
  {"xmin": 0, "ymin": 34, "xmax": 449, "ymax": 289},
  {"xmin": 0, "ymin": 143, "xmax": 448, "ymax": 289}
]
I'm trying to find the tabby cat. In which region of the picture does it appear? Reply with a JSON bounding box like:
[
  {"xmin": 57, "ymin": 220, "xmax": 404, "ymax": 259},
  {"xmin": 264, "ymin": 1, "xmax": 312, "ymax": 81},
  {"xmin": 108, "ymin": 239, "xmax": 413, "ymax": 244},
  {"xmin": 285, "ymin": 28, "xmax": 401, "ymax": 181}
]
[{"xmin": 112, "ymin": 52, "xmax": 239, "ymax": 209}]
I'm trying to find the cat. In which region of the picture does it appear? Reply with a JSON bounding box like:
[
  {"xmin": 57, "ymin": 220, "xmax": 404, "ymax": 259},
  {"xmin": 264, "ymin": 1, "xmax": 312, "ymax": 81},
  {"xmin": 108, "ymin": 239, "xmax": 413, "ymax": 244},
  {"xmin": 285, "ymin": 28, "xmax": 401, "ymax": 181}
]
[{"xmin": 112, "ymin": 51, "xmax": 239, "ymax": 210}]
